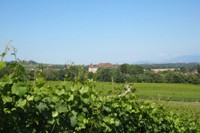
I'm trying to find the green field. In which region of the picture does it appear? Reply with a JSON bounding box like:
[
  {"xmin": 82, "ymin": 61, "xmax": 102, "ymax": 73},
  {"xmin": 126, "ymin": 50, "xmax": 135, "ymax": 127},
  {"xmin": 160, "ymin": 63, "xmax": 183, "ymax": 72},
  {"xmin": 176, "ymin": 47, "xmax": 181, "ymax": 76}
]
[
  {"xmin": 46, "ymin": 81, "xmax": 200, "ymax": 102},
  {"xmin": 94, "ymin": 82, "xmax": 200, "ymax": 123},
  {"xmin": 45, "ymin": 81, "xmax": 200, "ymax": 125},
  {"xmin": 134, "ymin": 83, "xmax": 200, "ymax": 102}
]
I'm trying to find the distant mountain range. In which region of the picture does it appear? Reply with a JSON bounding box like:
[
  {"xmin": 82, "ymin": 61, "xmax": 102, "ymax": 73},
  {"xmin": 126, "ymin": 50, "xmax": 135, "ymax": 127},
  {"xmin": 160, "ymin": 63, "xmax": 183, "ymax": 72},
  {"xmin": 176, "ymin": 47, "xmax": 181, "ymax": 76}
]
[
  {"xmin": 134, "ymin": 55, "xmax": 200, "ymax": 64},
  {"xmin": 168, "ymin": 55, "xmax": 200, "ymax": 63},
  {"xmin": 134, "ymin": 61, "xmax": 154, "ymax": 64}
]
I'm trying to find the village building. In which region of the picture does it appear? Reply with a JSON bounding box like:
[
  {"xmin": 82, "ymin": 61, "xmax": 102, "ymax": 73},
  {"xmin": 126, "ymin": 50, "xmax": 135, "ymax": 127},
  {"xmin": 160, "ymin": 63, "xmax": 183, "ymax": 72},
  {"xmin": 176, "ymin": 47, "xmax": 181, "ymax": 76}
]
[
  {"xmin": 97, "ymin": 63, "xmax": 114, "ymax": 68},
  {"xmin": 88, "ymin": 63, "xmax": 98, "ymax": 73},
  {"xmin": 88, "ymin": 63, "xmax": 115, "ymax": 73},
  {"xmin": 151, "ymin": 68, "xmax": 177, "ymax": 73}
]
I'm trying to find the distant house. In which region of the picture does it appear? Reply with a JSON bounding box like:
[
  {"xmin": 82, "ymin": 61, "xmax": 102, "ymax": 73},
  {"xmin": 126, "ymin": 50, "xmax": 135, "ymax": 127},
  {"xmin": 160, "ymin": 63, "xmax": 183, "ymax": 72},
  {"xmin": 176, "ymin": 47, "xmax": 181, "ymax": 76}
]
[
  {"xmin": 97, "ymin": 63, "xmax": 114, "ymax": 68},
  {"xmin": 151, "ymin": 68, "xmax": 176, "ymax": 73},
  {"xmin": 88, "ymin": 64, "xmax": 98, "ymax": 73},
  {"xmin": 88, "ymin": 63, "xmax": 115, "ymax": 73}
]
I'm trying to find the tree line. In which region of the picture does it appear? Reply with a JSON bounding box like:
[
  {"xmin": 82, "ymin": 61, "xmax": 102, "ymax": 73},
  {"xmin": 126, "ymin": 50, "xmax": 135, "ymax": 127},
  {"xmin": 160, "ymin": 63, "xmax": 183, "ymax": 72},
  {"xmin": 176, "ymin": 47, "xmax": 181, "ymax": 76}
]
[
  {"xmin": 1, "ymin": 62, "xmax": 200, "ymax": 84},
  {"xmin": 6, "ymin": 63, "xmax": 197, "ymax": 84},
  {"xmin": 93, "ymin": 64, "xmax": 200, "ymax": 84}
]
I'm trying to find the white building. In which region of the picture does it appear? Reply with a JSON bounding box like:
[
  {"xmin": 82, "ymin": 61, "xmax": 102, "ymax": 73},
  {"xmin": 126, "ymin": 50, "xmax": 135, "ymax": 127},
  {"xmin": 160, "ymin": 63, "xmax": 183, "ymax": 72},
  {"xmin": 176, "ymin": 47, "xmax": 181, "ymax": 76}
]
[
  {"xmin": 151, "ymin": 68, "xmax": 176, "ymax": 73},
  {"xmin": 88, "ymin": 64, "xmax": 98, "ymax": 73}
]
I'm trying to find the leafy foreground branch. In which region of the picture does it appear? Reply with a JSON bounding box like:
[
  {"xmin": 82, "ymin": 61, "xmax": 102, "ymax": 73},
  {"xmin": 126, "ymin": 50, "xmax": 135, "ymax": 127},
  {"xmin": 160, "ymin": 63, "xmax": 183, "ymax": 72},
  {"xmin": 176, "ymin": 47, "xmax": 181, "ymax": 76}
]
[{"xmin": 0, "ymin": 61, "xmax": 199, "ymax": 132}]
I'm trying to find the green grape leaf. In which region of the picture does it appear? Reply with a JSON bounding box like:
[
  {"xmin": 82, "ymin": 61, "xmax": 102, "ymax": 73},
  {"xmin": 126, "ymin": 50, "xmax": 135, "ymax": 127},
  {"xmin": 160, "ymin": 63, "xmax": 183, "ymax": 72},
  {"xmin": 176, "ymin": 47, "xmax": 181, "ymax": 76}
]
[
  {"xmin": 52, "ymin": 111, "xmax": 59, "ymax": 118},
  {"xmin": 36, "ymin": 102, "xmax": 48, "ymax": 112},
  {"xmin": 35, "ymin": 77, "xmax": 45, "ymax": 87},
  {"xmin": 55, "ymin": 103, "xmax": 68, "ymax": 113},
  {"xmin": 16, "ymin": 99, "xmax": 27, "ymax": 108},
  {"xmin": 12, "ymin": 83, "xmax": 28, "ymax": 97},
  {"xmin": 114, "ymin": 119, "xmax": 120, "ymax": 126},
  {"xmin": 77, "ymin": 113, "xmax": 86, "ymax": 122},
  {"xmin": 4, "ymin": 108, "xmax": 11, "ymax": 114},
  {"xmin": 69, "ymin": 110, "xmax": 78, "ymax": 127},
  {"xmin": 70, "ymin": 115, "xmax": 77, "ymax": 127},
  {"xmin": 0, "ymin": 61, "xmax": 6, "ymax": 70},
  {"xmin": 26, "ymin": 95, "xmax": 34, "ymax": 101},
  {"xmin": 68, "ymin": 94, "xmax": 74, "ymax": 101},
  {"xmin": 79, "ymin": 86, "xmax": 89, "ymax": 94},
  {"xmin": 48, "ymin": 119, "xmax": 55, "ymax": 125},
  {"xmin": 81, "ymin": 94, "xmax": 90, "ymax": 104},
  {"xmin": 2, "ymin": 95, "xmax": 12, "ymax": 104},
  {"xmin": 55, "ymin": 89, "xmax": 65, "ymax": 96}
]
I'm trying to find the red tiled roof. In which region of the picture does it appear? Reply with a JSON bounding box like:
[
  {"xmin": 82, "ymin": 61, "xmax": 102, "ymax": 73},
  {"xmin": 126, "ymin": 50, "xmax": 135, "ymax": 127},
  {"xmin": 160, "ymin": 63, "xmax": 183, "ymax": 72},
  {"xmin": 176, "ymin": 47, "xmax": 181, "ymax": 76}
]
[{"xmin": 97, "ymin": 63, "xmax": 113, "ymax": 68}]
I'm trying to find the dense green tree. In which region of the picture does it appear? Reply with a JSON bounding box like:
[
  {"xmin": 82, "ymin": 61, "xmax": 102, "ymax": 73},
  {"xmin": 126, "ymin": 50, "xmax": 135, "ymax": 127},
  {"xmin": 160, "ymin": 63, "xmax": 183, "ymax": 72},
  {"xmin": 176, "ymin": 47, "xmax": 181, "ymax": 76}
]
[
  {"xmin": 173, "ymin": 73, "xmax": 186, "ymax": 83},
  {"xmin": 164, "ymin": 71, "xmax": 186, "ymax": 83},
  {"xmin": 96, "ymin": 68, "xmax": 113, "ymax": 82},
  {"xmin": 151, "ymin": 73, "xmax": 165, "ymax": 83},
  {"xmin": 180, "ymin": 66, "xmax": 189, "ymax": 73},
  {"xmin": 96, "ymin": 68, "xmax": 126, "ymax": 83},
  {"xmin": 113, "ymin": 69, "xmax": 126, "ymax": 83},
  {"xmin": 65, "ymin": 66, "xmax": 87, "ymax": 82},
  {"xmin": 126, "ymin": 75, "xmax": 138, "ymax": 82},
  {"xmin": 186, "ymin": 74, "xmax": 200, "ymax": 84},
  {"xmin": 136, "ymin": 71, "xmax": 153, "ymax": 83},
  {"xmin": 87, "ymin": 72, "xmax": 95, "ymax": 79},
  {"xmin": 44, "ymin": 69, "xmax": 66, "ymax": 81},
  {"xmin": 189, "ymin": 66, "xmax": 197, "ymax": 73},
  {"xmin": 165, "ymin": 71, "xmax": 176, "ymax": 83},
  {"xmin": 119, "ymin": 63, "xmax": 131, "ymax": 74},
  {"xmin": 130, "ymin": 65, "xmax": 144, "ymax": 75},
  {"xmin": 197, "ymin": 64, "xmax": 200, "ymax": 75},
  {"xmin": 120, "ymin": 64, "xmax": 144, "ymax": 75}
]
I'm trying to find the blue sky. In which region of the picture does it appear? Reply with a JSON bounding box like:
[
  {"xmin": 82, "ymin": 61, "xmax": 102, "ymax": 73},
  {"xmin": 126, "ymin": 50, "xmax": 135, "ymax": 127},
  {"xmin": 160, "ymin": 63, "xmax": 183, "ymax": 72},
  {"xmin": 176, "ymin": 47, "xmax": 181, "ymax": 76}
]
[{"xmin": 0, "ymin": 0, "xmax": 200, "ymax": 64}]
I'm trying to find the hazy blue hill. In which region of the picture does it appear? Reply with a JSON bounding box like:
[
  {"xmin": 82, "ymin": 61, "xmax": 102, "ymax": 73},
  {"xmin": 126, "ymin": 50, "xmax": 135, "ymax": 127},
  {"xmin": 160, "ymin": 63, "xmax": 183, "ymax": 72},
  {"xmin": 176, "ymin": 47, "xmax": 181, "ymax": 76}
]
[
  {"xmin": 168, "ymin": 55, "xmax": 200, "ymax": 63},
  {"xmin": 134, "ymin": 61, "xmax": 154, "ymax": 64},
  {"xmin": 134, "ymin": 55, "xmax": 200, "ymax": 64}
]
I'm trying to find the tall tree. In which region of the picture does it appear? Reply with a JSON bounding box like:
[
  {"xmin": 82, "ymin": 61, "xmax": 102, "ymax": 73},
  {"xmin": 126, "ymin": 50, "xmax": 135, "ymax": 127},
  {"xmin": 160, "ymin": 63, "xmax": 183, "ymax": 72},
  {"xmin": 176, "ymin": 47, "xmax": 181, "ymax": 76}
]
[
  {"xmin": 96, "ymin": 68, "xmax": 113, "ymax": 82},
  {"xmin": 197, "ymin": 64, "xmax": 200, "ymax": 75},
  {"xmin": 120, "ymin": 64, "xmax": 131, "ymax": 74},
  {"xmin": 113, "ymin": 69, "xmax": 126, "ymax": 83}
]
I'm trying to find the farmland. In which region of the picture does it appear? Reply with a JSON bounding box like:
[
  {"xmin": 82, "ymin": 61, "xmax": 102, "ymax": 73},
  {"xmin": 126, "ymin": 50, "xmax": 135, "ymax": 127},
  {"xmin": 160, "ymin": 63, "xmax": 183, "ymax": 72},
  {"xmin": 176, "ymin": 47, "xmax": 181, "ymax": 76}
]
[
  {"xmin": 46, "ymin": 81, "xmax": 200, "ymax": 102},
  {"xmin": 134, "ymin": 83, "xmax": 200, "ymax": 102},
  {"xmin": 46, "ymin": 81, "xmax": 200, "ymax": 126},
  {"xmin": 46, "ymin": 81, "xmax": 200, "ymax": 107}
]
